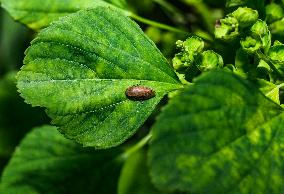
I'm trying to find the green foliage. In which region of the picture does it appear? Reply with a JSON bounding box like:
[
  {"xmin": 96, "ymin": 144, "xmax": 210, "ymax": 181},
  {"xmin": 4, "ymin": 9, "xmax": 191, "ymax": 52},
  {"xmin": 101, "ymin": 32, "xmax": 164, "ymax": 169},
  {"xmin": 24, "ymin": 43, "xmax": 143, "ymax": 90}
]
[
  {"xmin": 240, "ymin": 20, "xmax": 271, "ymax": 54},
  {"xmin": 231, "ymin": 7, "xmax": 258, "ymax": 27},
  {"xmin": 149, "ymin": 70, "xmax": 284, "ymax": 193},
  {"xmin": 172, "ymin": 36, "xmax": 204, "ymax": 71},
  {"xmin": 1, "ymin": 0, "xmax": 126, "ymax": 30},
  {"xmin": 226, "ymin": 0, "xmax": 265, "ymax": 17},
  {"xmin": 173, "ymin": 36, "xmax": 223, "ymax": 82},
  {"xmin": 195, "ymin": 50, "xmax": 224, "ymax": 71},
  {"xmin": 2, "ymin": 1, "xmax": 284, "ymax": 194},
  {"xmin": 0, "ymin": 125, "xmax": 123, "ymax": 194},
  {"xmin": 0, "ymin": 11, "xmax": 30, "ymax": 76},
  {"xmin": 215, "ymin": 15, "xmax": 239, "ymax": 41},
  {"xmin": 17, "ymin": 7, "xmax": 182, "ymax": 148}
]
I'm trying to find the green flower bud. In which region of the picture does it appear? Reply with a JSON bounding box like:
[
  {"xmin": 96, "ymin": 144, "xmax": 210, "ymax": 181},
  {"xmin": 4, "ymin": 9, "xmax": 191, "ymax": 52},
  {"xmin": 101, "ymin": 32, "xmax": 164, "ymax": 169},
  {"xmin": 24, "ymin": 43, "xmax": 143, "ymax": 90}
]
[
  {"xmin": 231, "ymin": 7, "xmax": 259, "ymax": 27},
  {"xmin": 172, "ymin": 54, "xmax": 184, "ymax": 71},
  {"xmin": 240, "ymin": 36, "xmax": 261, "ymax": 54},
  {"xmin": 241, "ymin": 20, "xmax": 271, "ymax": 54},
  {"xmin": 215, "ymin": 16, "xmax": 239, "ymax": 41},
  {"xmin": 265, "ymin": 3, "xmax": 284, "ymax": 24},
  {"xmin": 176, "ymin": 36, "xmax": 204, "ymax": 54},
  {"xmin": 251, "ymin": 20, "xmax": 271, "ymax": 52},
  {"xmin": 172, "ymin": 36, "xmax": 204, "ymax": 71},
  {"xmin": 195, "ymin": 50, "xmax": 224, "ymax": 71}
]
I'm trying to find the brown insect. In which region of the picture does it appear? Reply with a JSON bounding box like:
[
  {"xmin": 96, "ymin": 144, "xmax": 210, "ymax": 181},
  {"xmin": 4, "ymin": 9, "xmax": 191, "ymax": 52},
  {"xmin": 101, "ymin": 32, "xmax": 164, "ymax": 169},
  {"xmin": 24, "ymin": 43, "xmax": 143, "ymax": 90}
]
[{"xmin": 125, "ymin": 85, "xmax": 156, "ymax": 101}]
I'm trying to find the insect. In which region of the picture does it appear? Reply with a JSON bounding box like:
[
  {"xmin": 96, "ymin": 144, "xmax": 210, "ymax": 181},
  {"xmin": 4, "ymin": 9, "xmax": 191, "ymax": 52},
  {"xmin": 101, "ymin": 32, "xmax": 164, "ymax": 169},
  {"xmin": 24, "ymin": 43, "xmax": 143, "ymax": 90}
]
[{"xmin": 125, "ymin": 85, "xmax": 156, "ymax": 101}]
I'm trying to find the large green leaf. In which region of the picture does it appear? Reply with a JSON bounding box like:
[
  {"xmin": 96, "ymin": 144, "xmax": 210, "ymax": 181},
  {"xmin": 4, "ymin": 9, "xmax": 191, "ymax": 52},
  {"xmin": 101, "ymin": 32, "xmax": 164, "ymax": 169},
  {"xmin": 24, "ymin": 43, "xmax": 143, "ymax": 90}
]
[
  {"xmin": 149, "ymin": 70, "xmax": 284, "ymax": 193},
  {"xmin": 17, "ymin": 7, "xmax": 182, "ymax": 148},
  {"xmin": 1, "ymin": 0, "xmax": 128, "ymax": 30},
  {"xmin": 0, "ymin": 125, "xmax": 123, "ymax": 194}
]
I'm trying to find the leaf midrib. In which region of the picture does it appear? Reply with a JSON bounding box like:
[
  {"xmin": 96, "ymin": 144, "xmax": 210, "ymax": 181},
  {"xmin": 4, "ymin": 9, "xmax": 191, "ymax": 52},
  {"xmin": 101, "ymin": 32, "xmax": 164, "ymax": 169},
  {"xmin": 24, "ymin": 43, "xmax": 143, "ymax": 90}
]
[{"xmin": 18, "ymin": 75, "xmax": 182, "ymax": 86}]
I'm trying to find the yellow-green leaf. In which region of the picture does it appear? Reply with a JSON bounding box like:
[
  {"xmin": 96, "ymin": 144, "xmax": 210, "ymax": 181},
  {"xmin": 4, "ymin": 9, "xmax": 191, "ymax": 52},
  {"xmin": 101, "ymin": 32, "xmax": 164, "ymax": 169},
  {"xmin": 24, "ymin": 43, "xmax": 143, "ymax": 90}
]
[{"xmin": 17, "ymin": 7, "xmax": 182, "ymax": 148}]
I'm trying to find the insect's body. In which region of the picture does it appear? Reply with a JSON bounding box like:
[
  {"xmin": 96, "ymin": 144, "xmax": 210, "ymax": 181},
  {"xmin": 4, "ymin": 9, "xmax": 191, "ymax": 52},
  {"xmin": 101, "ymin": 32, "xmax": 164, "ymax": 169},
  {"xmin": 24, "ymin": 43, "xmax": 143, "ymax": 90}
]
[{"xmin": 125, "ymin": 86, "xmax": 156, "ymax": 101}]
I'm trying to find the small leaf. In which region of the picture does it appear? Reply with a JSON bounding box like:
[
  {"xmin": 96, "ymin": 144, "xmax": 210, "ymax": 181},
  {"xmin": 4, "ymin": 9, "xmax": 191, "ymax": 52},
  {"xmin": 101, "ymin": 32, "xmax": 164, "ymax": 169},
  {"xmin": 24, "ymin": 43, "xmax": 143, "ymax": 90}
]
[
  {"xmin": 258, "ymin": 79, "xmax": 281, "ymax": 104},
  {"xmin": 118, "ymin": 150, "xmax": 162, "ymax": 194},
  {"xmin": 0, "ymin": 125, "xmax": 123, "ymax": 194},
  {"xmin": 17, "ymin": 7, "xmax": 182, "ymax": 148},
  {"xmin": 1, "ymin": 0, "xmax": 129, "ymax": 30},
  {"xmin": 149, "ymin": 70, "xmax": 284, "ymax": 193}
]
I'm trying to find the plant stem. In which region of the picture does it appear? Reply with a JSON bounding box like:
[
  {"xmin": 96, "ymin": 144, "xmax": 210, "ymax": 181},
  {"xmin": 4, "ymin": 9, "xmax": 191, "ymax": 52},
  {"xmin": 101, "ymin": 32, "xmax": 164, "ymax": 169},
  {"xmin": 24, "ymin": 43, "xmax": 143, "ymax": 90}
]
[
  {"xmin": 153, "ymin": 0, "xmax": 181, "ymax": 14},
  {"xmin": 180, "ymin": 0, "xmax": 214, "ymax": 33},
  {"xmin": 194, "ymin": 29, "xmax": 214, "ymax": 42},
  {"xmin": 116, "ymin": 132, "xmax": 152, "ymax": 162},
  {"xmin": 152, "ymin": 0, "xmax": 186, "ymax": 24},
  {"xmin": 129, "ymin": 13, "xmax": 188, "ymax": 34}
]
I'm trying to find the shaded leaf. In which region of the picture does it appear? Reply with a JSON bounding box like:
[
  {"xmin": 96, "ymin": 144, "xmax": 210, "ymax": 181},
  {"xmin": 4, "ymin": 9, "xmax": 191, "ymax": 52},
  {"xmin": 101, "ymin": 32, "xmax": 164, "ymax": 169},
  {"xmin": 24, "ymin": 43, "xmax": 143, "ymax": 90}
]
[
  {"xmin": 118, "ymin": 150, "xmax": 161, "ymax": 194},
  {"xmin": 149, "ymin": 70, "xmax": 284, "ymax": 193},
  {"xmin": 0, "ymin": 125, "xmax": 123, "ymax": 194},
  {"xmin": 0, "ymin": 10, "xmax": 30, "ymax": 74},
  {"xmin": 0, "ymin": 72, "xmax": 48, "ymax": 158},
  {"xmin": 1, "ymin": 0, "xmax": 129, "ymax": 30},
  {"xmin": 17, "ymin": 7, "xmax": 182, "ymax": 148}
]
